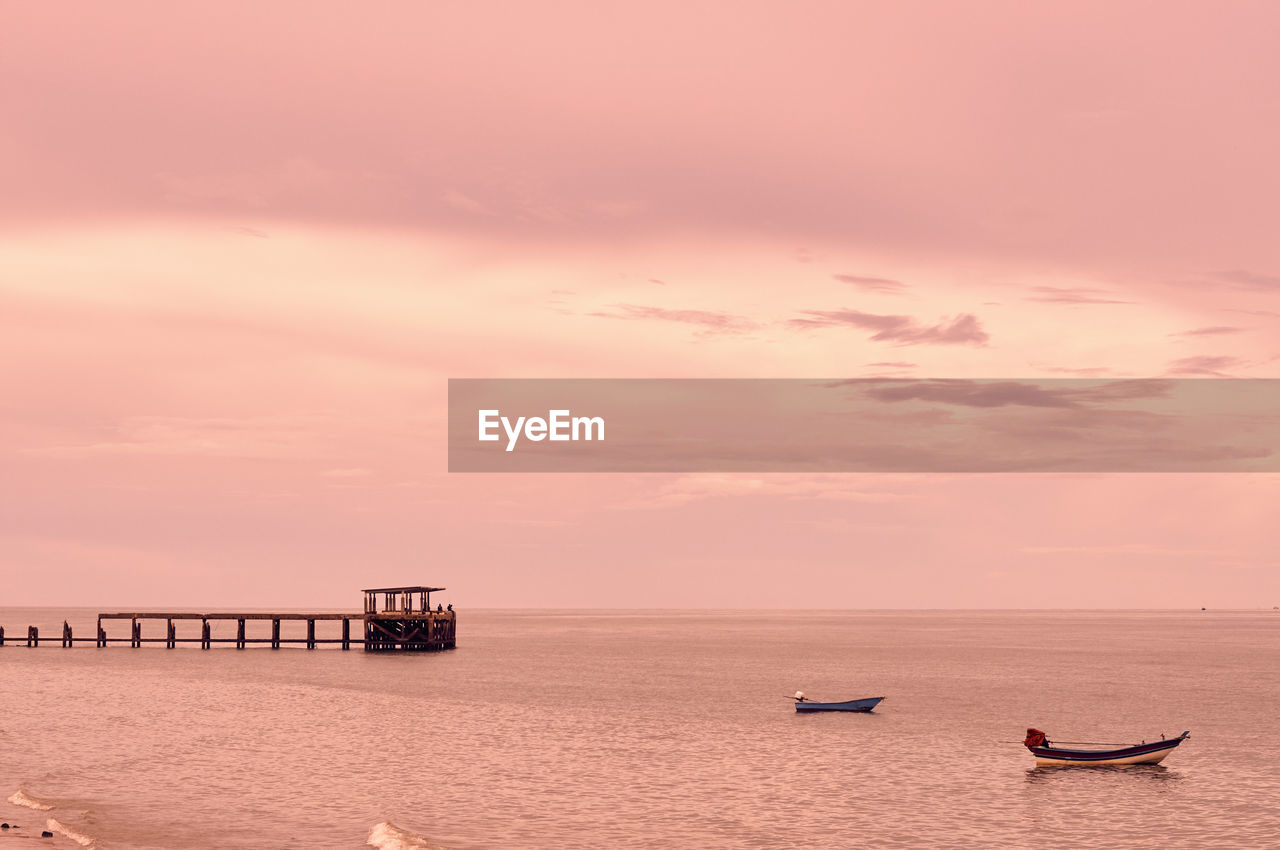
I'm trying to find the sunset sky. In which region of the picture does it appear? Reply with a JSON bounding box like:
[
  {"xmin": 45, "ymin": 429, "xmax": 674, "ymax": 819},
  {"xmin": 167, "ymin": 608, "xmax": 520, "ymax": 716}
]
[{"xmin": 2, "ymin": 2, "xmax": 1277, "ymax": 607}]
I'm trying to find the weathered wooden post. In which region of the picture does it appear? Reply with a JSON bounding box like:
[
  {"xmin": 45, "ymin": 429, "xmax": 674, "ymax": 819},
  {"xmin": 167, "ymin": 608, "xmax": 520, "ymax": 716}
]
[
  {"xmin": 201, "ymin": 619, "xmax": 211, "ymax": 650},
  {"xmin": 236, "ymin": 618, "xmax": 246, "ymax": 649},
  {"xmin": 341, "ymin": 618, "xmax": 350, "ymax": 650},
  {"xmin": 131, "ymin": 618, "xmax": 141, "ymax": 648},
  {"xmin": 166, "ymin": 619, "xmax": 176, "ymax": 649},
  {"xmin": 271, "ymin": 618, "xmax": 281, "ymax": 649},
  {"xmin": 0, "ymin": 625, "xmax": 5, "ymax": 646},
  {"xmin": 97, "ymin": 617, "xmax": 105, "ymax": 647},
  {"xmin": 306, "ymin": 618, "xmax": 316, "ymax": 649},
  {"xmin": 28, "ymin": 625, "xmax": 38, "ymax": 647},
  {"xmin": 62, "ymin": 621, "xmax": 72, "ymax": 647}
]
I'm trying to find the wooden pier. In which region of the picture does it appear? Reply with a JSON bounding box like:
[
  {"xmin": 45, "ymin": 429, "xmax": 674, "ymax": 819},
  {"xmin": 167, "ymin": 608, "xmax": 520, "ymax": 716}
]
[{"xmin": 0, "ymin": 586, "xmax": 457, "ymax": 652}]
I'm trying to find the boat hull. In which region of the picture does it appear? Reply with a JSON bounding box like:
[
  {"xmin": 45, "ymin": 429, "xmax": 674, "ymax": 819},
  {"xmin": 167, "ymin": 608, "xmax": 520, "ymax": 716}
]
[
  {"xmin": 1030, "ymin": 732, "xmax": 1189, "ymax": 767},
  {"xmin": 795, "ymin": 696, "xmax": 884, "ymax": 713}
]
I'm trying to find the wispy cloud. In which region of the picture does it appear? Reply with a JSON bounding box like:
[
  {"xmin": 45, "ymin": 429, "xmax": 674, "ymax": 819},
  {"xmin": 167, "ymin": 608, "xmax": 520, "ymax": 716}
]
[
  {"xmin": 1023, "ymin": 543, "xmax": 1226, "ymax": 557},
  {"xmin": 868, "ymin": 361, "xmax": 916, "ymax": 368},
  {"xmin": 1170, "ymin": 326, "xmax": 1244, "ymax": 337},
  {"xmin": 321, "ymin": 467, "xmax": 372, "ymax": 478},
  {"xmin": 626, "ymin": 474, "xmax": 916, "ymax": 509},
  {"xmin": 1039, "ymin": 365, "xmax": 1114, "ymax": 376},
  {"xmin": 1025, "ymin": 286, "xmax": 1133, "ymax": 304},
  {"xmin": 790, "ymin": 310, "xmax": 989, "ymax": 346},
  {"xmin": 441, "ymin": 189, "xmax": 493, "ymax": 215},
  {"xmin": 1222, "ymin": 308, "xmax": 1280, "ymax": 318},
  {"xmin": 229, "ymin": 225, "xmax": 269, "ymax": 239},
  {"xmin": 1212, "ymin": 269, "xmax": 1280, "ymax": 291},
  {"xmin": 589, "ymin": 303, "xmax": 758, "ymax": 334},
  {"xmin": 833, "ymin": 273, "xmax": 908, "ymax": 294},
  {"xmin": 1165, "ymin": 355, "xmax": 1245, "ymax": 376},
  {"xmin": 22, "ymin": 415, "xmax": 330, "ymax": 459}
]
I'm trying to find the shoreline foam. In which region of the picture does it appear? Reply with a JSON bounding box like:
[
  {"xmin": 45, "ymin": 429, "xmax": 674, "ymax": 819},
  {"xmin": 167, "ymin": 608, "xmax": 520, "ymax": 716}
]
[
  {"xmin": 367, "ymin": 821, "xmax": 448, "ymax": 850},
  {"xmin": 6, "ymin": 790, "xmax": 53, "ymax": 812},
  {"xmin": 46, "ymin": 818, "xmax": 96, "ymax": 847}
]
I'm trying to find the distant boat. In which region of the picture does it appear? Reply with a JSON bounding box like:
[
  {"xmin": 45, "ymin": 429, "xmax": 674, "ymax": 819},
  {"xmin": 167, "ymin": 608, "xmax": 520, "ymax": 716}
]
[
  {"xmin": 793, "ymin": 691, "xmax": 884, "ymax": 713},
  {"xmin": 1023, "ymin": 728, "xmax": 1190, "ymax": 766}
]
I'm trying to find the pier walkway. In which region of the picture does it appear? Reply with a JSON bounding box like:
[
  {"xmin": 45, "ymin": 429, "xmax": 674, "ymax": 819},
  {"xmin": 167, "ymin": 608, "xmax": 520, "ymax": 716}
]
[{"xmin": 0, "ymin": 586, "xmax": 457, "ymax": 652}]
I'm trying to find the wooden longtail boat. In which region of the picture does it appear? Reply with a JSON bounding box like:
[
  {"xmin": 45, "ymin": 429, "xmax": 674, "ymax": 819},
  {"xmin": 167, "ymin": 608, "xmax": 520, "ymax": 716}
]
[
  {"xmin": 793, "ymin": 692, "xmax": 884, "ymax": 713},
  {"xmin": 1024, "ymin": 728, "xmax": 1190, "ymax": 766}
]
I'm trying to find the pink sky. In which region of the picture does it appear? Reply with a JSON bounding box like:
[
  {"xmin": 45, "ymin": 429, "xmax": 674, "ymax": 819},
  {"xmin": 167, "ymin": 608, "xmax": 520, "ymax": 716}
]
[{"xmin": 2, "ymin": 2, "xmax": 1277, "ymax": 608}]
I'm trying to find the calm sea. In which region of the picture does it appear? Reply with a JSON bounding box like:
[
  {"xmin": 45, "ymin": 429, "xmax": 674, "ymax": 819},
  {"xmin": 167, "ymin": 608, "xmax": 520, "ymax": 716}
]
[{"xmin": 1, "ymin": 609, "xmax": 1277, "ymax": 849}]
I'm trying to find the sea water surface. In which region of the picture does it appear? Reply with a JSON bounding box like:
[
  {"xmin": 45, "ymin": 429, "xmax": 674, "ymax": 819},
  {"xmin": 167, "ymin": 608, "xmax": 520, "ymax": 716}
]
[{"xmin": 1, "ymin": 609, "xmax": 1277, "ymax": 849}]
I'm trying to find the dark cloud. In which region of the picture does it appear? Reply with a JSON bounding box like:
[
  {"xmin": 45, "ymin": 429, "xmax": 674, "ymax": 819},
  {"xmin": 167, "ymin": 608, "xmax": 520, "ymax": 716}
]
[
  {"xmin": 822, "ymin": 378, "xmax": 1176, "ymax": 409},
  {"xmin": 1025, "ymin": 286, "xmax": 1133, "ymax": 304},
  {"xmin": 589, "ymin": 304, "xmax": 758, "ymax": 334},
  {"xmin": 5, "ymin": 3, "xmax": 1280, "ymax": 285},
  {"xmin": 833, "ymin": 274, "xmax": 908, "ymax": 294},
  {"xmin": 861, "ymin": 380, "xmax": 1082, "ymax": 408},
  {"xmin": 790, "ymin": 310, "xmax": 989, "ymax": 346}
]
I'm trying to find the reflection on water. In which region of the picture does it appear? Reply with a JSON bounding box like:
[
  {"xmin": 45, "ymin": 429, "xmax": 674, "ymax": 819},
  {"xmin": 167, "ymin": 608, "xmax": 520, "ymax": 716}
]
[
  {"xmin": 0, "ymin": 609, "xmax": 1277, "ymax": 849},
  {"xmin": 1026, "ymin": 763, "xmax": 1180, "ymax": 784}
]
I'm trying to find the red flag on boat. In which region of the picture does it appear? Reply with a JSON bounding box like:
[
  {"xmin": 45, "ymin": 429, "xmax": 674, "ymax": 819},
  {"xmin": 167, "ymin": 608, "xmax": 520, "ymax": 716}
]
[{"xmin": 1024, "ymin": 728, "xmax": 1047, "ymax": 748}]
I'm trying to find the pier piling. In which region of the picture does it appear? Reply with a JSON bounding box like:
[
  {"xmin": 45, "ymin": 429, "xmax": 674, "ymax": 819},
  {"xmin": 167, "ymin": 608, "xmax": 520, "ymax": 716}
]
[{"xmin": 27, "ymin": 626, "xmax": 38, "ymax": 647}]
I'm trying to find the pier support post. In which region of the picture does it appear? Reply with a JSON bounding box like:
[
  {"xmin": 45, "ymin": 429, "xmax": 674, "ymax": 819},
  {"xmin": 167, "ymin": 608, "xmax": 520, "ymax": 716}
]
[
  {"xmin": 0, "ymin": 625, "xmax": 5, "ymax": 646},
  {"xmin": 201, "ymin": 619, "xmax": 210, "ymax": 650},
  {"xmin": 62, "ymin": 621, "xmax": 72, "ymax": 647},
  {"xmin": 306, "ymin": 619, "xmax": 316, "ymax": 649},
  {"xmin": 131, "ymin": 619, "xmax": 141, "ymax": 648},
  {"xmin": 98, "ymin": 617, "xmax": 105, "ymax": 647},
  {"xmin": 271, "ymin": 618, "xmax": 280, "ymax": 649},
  {"xmin": 236, "ymin": 618, "xmax": 246, "ymax": 650},
  {"xmin": 28, "ymin": 625, "xmax": 38, "ymax": 647},
  {"xmin": 167, "ymin": 619, "xmax": 176, "ymax": 649},
  {"xmin": 341, "ymin": 618, "xmax": 350, "ymax": 650}
]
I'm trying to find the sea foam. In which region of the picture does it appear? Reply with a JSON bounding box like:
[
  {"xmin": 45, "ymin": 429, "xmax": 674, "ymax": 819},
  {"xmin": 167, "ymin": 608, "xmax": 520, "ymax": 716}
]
[
  {"xmin": 7, "ymin": 788, "xmax": 54, "ymax": 810},
  {"xmin": 367, "ymin": 821, "xmax": 449, "ymax": 850},
  {"xmin": 46, "ymin": 818, "xmax": 96, "ymax": 847}
]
